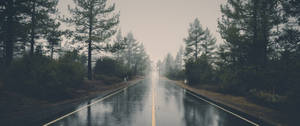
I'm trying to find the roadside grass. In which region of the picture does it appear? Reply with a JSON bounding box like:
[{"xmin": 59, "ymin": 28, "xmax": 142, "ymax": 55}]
[
  {"xmin": 248, "ymin": 89, "xmax": 286, "ymax": 109},
  {"xmin": 94, "ymin": 74, "xmax": 123, "ymax": 85},
  {"xmin": 189, "ymin": 83, "xmax": 287, "ymax": 111},
  {"xmin": 0, "ymin": 91, "xmax": 44, "ymax": 115},
  {"xmin": 0, "ymin": 78, "xmax": 132, "ymax": 117}
]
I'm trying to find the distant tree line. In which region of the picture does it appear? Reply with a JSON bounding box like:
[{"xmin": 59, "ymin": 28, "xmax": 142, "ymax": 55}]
[
  {"xmin": 94, "ymin": 31, "xmax": 151, "ymax": 83},
  {"xmin": 157, "ymin": 46, "xmax": 184, "ymax": 80},
  {"xmin": 160, "ymin": 0, "xmax": 300, "ymax": 114},
  {"xmin": 0, "ymin": 0, "xmax": 150, "ymax": 100}
]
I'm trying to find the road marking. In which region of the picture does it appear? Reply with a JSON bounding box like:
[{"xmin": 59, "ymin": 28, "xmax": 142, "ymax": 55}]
[
  {"xmin": 43, "ymin": 88, "xmax": 125, "ymax": 126},
  {"xmin": 152, "ymin": 82, "xmax": 156, "ymax": 126},
  {"xmin": 186, "ymin": 91, "xmax": 259, "ymax": 126}
]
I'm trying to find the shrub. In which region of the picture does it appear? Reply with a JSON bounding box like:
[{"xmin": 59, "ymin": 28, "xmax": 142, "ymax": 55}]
[
  {"xmin": 94, "ymin": 74, "xmax": 123, "ymax": 84},
  {"xmin": 94, "ymin": 57, "xmax": 128, "ymax": 78},
  {"xmin": 248, "ymin": 89, "xmax": 287, "ymax": 110},
  {"xmin": 216, "ymin": 67, "xmax": 243, "ymax": 94},
  {"xmin": 216, "ymin": 65, "xmax": 263, "ymax": 96},
  {"xmin": 166, "ymin": 68, "xmax": 185, "ymax": 80},
  {"xmin": 249, "ymin": 89, "xmax": 286, "ymax": 103},
  {"xmin": 185, "ymin": 57, "xmax": 213, "ymax": 85},
  {"xmin": 4, "ymin": 54, "xmax": 85, "ymax": 100}
]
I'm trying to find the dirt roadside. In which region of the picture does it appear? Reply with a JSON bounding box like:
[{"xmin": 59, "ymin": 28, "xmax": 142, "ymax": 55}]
[
  {"xmin": 0, "ymin": 77, "xmax": 144, "ymax": 126},
  {"xmin": 164, "ymin": 77, "xmax": 291, "ymax": 126}
]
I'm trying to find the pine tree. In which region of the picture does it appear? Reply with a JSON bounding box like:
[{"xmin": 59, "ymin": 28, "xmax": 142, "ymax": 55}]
[
  {"xmin": 1, "ymin": 0, "xmax": 16, "ymax": 66},
  {"xmin": 114, "ymin": 29, "xmax": 124, "ymax": 61},
  {"xmin": 0, "ymin": 0, "xmax": 28, "ymax": 66},
  {"xmin": 45, "ymin": 21, "xmax": 63, "ymax": 59},
  {"xmin": 156, "ymin": 60, "xmax": 163, "ymax": 74},
  {"xmin": 280, "ymin": 0, "xmax": 300, "ymax": 59},
  {"xmin": 175, "ymin": 46, "xmax": 184, "ymax": 70},
  {"xmin": 123, "ymin": 32, "xmax": 139, "ymax": 69},
  {"xmin": 282, "ymin": 0, "xmax": 300, "ymax": 25},
  {"xmin": 0, "ymin": 2, "xmax": 5, "ymax": 63},
  {"xmin": 184, "ymin": 18, "xmax": 206, "ymax": 60},
  {"xmin": 66, "ymin": 0, "xmax": 119, "ymax": 80},
  {"xmin": 132, "ymin": 43, "xmax": 149, "ymax": 75},
  {"xmin": 184, "ymin": 18, "xmax": 217, "ymax": 63},
  {"xmin": 217, "ymin": 0, "xmax": 285, "ymax": 93},
  {"xmin": 116, "ymin": 32, "xmax": 150, "ymax": 76},
  {"xmin": 0, "ymin": 32, "xmax": 3, "ymax": 64},
  {"xmin": 218, "ymin": 0, "xmax": 251, "ymax": 66},
  {"xmin": 26, "ymin": 0, "xmax": 59, "ymax": 55},
  {"xmin": 219, "ymin": 0, "xmax": 282, "ymax": 67},
  {"xmin": 164, "ymin": 53, "xmax": 174, "ymax": 75},
  {"xmin": 249, "ymin": 0, "xmax": 281, "ymax": 67},
  {"xmin": 202, "ymin": 28, "xmax": 216, "ymax": 62}
]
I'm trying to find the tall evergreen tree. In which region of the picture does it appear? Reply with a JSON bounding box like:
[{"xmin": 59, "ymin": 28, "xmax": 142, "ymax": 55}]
[
  {"xmin": 114, "ymin": 29, "xmax": 124, "ymax": 61},
  {"xmin": 184, "ymin": 18, "xmax": 217, "ymax": 62},
  {"xmin": 45, "ymin": 21, "xmax": 63, "ymax": 59},
  {"xmin": 202, "ymin": 28, "xmax": 217, "ymax": 62},
  {"xmin": 183, "ymin": 18, "xmax": 217, "ymax": 84},
  {"xmin": 0, "ymin": 32, "xmax": 3, "ymax": 64},
  {"xmin": 219, "ymin": 0, "xmax": 282, "ymax": 68},
  {"xmin": 132, "ymin": 43, "xmax": 149, "ymax": 75},
  {"xmin": 0, "ymin": 0, "xmax": 28, "ymax": 66},
  {"xmin": 123, "ymin": 32, "xmax": 139, "ymax": 69},
  {"xmin": 218, "ymin": 0, "xmax": 252, "ymax": 67},
  {"xmin": 116, "ymin": 32, "xmax": 150, "ymax": 76},
  {"xmin": 184, "ymin": 18, "xmax": 206, "ymax": 60},
  {"xmin": 217, "ymin": 0, "xmax": 285, "ymax": 93},
  {"xmin": 156, "ymin": 60, "xmax": 163, "ymax": 74},
  {"xmin": 164, "ymin": 53, "xmax": 174, "ymax": 75},
  {"xmin": 175, "ymin": 45, "xmax": 184, "ymax": 70},
  {"xmin": 66, "ymin": 0, "xmax": 119, "ymax": 80},
  {"xmin": 26, "ymin": 0, "xmax": 59, "ymax": 55},
  {"xmin": 282, "ymin": 0, "xmax": 300, "ymax": 25}
]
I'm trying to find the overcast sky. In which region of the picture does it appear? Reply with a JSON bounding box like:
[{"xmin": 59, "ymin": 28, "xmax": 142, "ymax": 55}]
[{"xmin": 57, "ymin": 0, "xmax": 226, "ymax": 62}]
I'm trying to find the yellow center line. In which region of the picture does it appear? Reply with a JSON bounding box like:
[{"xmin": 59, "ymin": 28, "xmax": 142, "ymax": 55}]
[{"xmin": 152, "ymin": 83, "xmax": 156, "ymax": 126}]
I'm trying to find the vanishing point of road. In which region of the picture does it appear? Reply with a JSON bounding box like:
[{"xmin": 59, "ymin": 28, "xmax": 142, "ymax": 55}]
[{"xmin": 43, "ymin": 72, "xmax": 259, "ymax": 126}]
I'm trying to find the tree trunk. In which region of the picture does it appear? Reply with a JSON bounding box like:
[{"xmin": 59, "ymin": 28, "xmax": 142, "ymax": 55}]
[
  {"xmin": 195, "ymin": 40, "xmax": 198, "ymax": 60},
  {"xmin": 5, "ymin": 0, "xmax": 14, "ymax": 66},
  {"xmin": 87, "ymin": 5, "xmax": 93, "ymax": 80},
  {"xmin": 50, "ymin": 42, "xmax": 54, "ymax": 59},
  {"xmin": 4, "ymin": 1, "xmax": 14, "ymax": 66},
  {"xmin": 250, "ymin": 0, "xmax": 259, "ymax": 68},
  {"xmin": 88, "ymin": 39, "xmax": 92, "ymax": 80},
  {"xmin": 30, "ymin": 0, "xmax": 36, "ymax": 56}
]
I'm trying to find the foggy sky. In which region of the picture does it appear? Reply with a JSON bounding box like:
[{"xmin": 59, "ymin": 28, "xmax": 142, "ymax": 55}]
[{"xmin": 57, "ymin": 0, "xmax": 226, "ymax": 62}]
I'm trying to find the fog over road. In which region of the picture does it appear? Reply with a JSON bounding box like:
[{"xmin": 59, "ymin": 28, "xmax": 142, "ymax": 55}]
[{"xmin": 45, "ymin": 72, "xmax": 255, "ymax": 126}]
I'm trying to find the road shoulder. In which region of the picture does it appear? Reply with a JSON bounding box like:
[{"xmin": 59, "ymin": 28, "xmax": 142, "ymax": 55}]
[{"xmin": 164, "ymin": 77, "xmax": 289, "ymax": 126}]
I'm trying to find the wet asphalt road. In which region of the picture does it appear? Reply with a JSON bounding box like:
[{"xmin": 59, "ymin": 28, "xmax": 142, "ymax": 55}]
[{"xmin": 46, "ymin": 72, "xmax": 256, "ymax": 126}]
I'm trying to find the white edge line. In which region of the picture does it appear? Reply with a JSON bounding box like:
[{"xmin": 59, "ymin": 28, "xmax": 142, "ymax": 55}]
[
  {"xmin": 43, "ymin": 83, "xmax": 136, "ymax": 126},
  {"xmin": 186, "ymin": 91, "xmax": 259, "ymax": 126}
]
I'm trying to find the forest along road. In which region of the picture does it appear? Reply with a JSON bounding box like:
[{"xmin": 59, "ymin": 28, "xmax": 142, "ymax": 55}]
[{"xmin": 43, "ymin": 72, "xmax": 259, "ymax": 126}]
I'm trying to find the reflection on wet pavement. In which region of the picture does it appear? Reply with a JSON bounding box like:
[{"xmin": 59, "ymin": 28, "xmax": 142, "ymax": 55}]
[{"xmin": 49, "ymin": 72, "xmax": 254, "ymax": 126}]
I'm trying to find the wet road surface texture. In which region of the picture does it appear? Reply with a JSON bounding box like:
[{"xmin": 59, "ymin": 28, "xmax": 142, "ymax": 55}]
[{"xmin": 45, "ymin": 72, "xmax": 257, "ymax": 126}]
